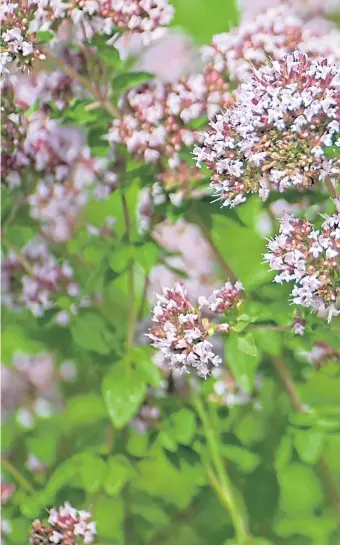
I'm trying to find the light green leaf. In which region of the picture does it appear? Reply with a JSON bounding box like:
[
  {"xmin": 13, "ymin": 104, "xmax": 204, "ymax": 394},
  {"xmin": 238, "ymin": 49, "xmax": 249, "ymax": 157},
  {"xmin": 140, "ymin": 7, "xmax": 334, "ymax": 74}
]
[
  {"xmin": 279, "ymin": 463, "xmax": 323, "ymax": 515},
  {"xmin": 238, "ymin": 332, "xmax": 258, "ymax": 357},
  {"xmin": 225, "ymin": 333, "xmax": 261, "ymax": 393},
  {"xmin": 71, "ymin": 313, "xmax": 112, "ymax": 354},
  {"xmin": 102, "ymin": 362, "xmax": 147, "ymax": 428},
  {"xmin": 104, "ymin": 455, "xmax": 133, "ymax": 496},
  {"xmin": 171, "ymin": 409, "xmax": 196, "ymax": 446},
  {"xmin": 131, "ymin": 345, "xmax": 162, "ymax": 387},
  {"xmin": 294, "ymin": 429, "xmax": 324, "ymax": 465},
  {"xmin": 80, "ymin": 454, "xmax": 106, "ymax": 493}
]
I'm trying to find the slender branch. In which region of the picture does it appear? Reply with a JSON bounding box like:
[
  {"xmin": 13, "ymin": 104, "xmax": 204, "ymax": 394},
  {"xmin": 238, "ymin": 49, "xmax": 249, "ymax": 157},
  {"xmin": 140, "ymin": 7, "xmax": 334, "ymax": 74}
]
[
  {"xmin": 192, "ymin": 214, "xmax": 238, "ymax": 283},
  {"xmin": 44, "ymin": 51, "xmax": 120, "ymax": 118},
  {"xmin": 3, "ymin": 238, "xmax": 34, "ymax": 276},
  {"xmin": 272, "ymin": 357, "xmax": 340, "ymax": 511},
  {"xmin": 1, "ymin": 457, "xmax": 35, "ymax": 494},
  {"xmin": 193, "ymin": 395, "xmax": 252, "ymax": 545},
  {"xmin": 117, "ymin": 178, "xmax": 136, "ymax": 362}
]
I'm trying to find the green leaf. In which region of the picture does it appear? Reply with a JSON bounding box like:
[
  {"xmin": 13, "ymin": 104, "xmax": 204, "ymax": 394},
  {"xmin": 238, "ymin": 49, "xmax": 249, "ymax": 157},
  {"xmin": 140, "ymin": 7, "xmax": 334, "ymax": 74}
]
[
  {"xmin": 135, "ymin": 242, "xmax": 160, "ymax": 274},
  {"xmin": 95, "ymin": 494, "xmax": 124, "ymax": 539},
  {"xmin": 71, "ymin": 313, "xmax": 112, "ymax": 354},
  {"xmin": 130, "ymin": 345, "xmax": 162, "ymax": 387},
  {"xmin": 104, "ymin": 455, "xmax": 132, "ymax": 496},
  {"xmin": 279, "ymin": 463, "xmax": 323, "ymax": 515},
  {"xmin": 220, "ymin": 444, "xmax": 260, "ymax": 472},
  {"xmin": 275, "ymin": 435, "xmax": 293, "ymax": 471},
  {"xmin": 102, "ymin": 362, "xmax": 147, "ymax": 428},
  {"xmin": 225, "ymin": 333, "xmax": 261, "ymax": 393},
  {"xmin": 97, "ymin": 45, "xmax": 122, "ymax": 68},
  {"xmin": 64, "ymin": 394, "xmax": 108, "ymax": 428},
  {"xmin": 238, "ymin": 332, "xmax": 258, "ymax": 357},
  {"xmin": 80, "ymin": 454, "xmax": 106, "ymax": 493},
  {"xmin": 171, "ymin": 409, "xmax": 197, "ymax": 445},
  {"xmin": 112, "ymin": 71, "xmax": 154, "ymax": 94},
  {"xmin": 252, "ymin": 329, "xmax": 283, "ymax": 356},
  {"xmin": 36, "ymin": 30, "xmax": 54, "ymax": 43},
  {"xmin": 294, "ymin": 429, "xmax": 324, "ymax": 465}
]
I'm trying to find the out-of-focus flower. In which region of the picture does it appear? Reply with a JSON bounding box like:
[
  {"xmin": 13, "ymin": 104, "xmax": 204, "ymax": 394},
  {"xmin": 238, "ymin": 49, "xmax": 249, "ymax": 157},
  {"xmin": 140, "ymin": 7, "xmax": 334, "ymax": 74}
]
[
  {"xmin": 149, "ymin": 219, "xmax": 220, "ymax": 302},
  {"xmin": 1, "ymin": 352, "xmax": 64, "ymax": 424},
  {"xmin": 199, "ymin": 281, "xmax": 244, "ymax": 314},
  {"xmin": 1, "ymin": 237, "xmax": 83, "ymax": 318},
  {"xmin": 194, "ymin": 52, "xmax": 340, "ymax": 208},
  {"xmin": 301, "ymin": 340, "xmax": 340, "ymax": 367},
  {"xmin": 292, "ymin": 315, "xmax": 306, "ymax": 335},
  {"xmin": 26, "ymin": 453, "xmax": 47, "ymax": 473},
  {"xmin": 238, "ymin": 0, "xmax": 339, "ymax": 21},
  {"xmin": 210, "ymin": 368, "xmax": 261, "ymax": 407},
  {"xmin": 131, "ymin": 404, "xmax": 160, "ymax": 434},
  {"xmin": 1, "ymin": 480, "xmax": 15, "ymax": 505},
  {"xmin": 30, "ymin": 503, "xmax": 96, "ymax": 545},
  {"xmin": 202, "ymin": 6, "xmax": 340, "ymax": 85},
  {"xmin": 148, "ymin": 284, "xmax": 222, "ymax": 378},
  {"xmin": 264, "ymin": 213, "xmax": 340, "ymax": 322}
]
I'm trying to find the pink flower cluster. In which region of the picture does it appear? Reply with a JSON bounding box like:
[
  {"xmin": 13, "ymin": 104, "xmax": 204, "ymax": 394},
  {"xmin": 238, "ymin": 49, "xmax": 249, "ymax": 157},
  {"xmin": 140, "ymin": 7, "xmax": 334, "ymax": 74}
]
[
  {"xmin": 148, "ymin": 284, "xmax": 222, "ymax": 378},
  {"xmin": 194, "ymin": 52, "xmax": 340, "ymax": 208},
  {"xmin": 202, "ymin": 6, "xmax": 340, "ymax": 84},
  {"xmin": 2, "ymin": 237, "xmax": 83, "ymax": 318},
  {"xmin": 30, "ymin": 502, "xmax": 96, "ymax": 545},
  {"xmin": 264, "ymin": 213, "xmax": 340, "ymax": 322},
  {"xmin": 1, "ymin": 0, "xmax": 174, "ymax": 73}
]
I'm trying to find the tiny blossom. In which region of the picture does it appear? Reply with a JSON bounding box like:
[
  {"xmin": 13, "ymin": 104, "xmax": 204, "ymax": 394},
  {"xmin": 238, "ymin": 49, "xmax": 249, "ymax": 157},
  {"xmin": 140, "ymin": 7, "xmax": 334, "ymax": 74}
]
[
  {"xmin": 1, "ymin": 237, "xmax": 81, "ymax": 317},
  {"xmin": 264, "ymin": 213, "xmax": 340, "ymax": 322},
  {"xmin": 26, "ymin": 453, "xmax": 47, "ymax": 473},
  {"xmin": 148, "ymin": 284, "xmax": 222, "ymax": 378},
  {"xmin": 292, "ymin": 315, "xmax": 306, "ymax": 335},
  {"xmin": 199, "ymin": 281, "xmax": 244, "ymax": 314},
  {"xmin": 194, "ymin": 52, "xmax": 340, "ymax": 208},
  {"xmin": 30, "ymin": 503, "xmax": 96, "ymax": 545}
]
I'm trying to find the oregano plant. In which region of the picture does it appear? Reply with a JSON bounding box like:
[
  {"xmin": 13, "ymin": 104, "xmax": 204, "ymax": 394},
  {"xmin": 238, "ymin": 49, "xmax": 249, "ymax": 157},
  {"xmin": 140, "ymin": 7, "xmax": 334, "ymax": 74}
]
[{"xmin": 1, "ymin": 1, "xmax": 340, "ymax": 545}]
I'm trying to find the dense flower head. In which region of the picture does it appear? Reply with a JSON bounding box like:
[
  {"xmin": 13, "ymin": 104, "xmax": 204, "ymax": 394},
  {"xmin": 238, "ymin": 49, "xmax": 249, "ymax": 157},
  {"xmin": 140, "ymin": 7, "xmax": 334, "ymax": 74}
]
[
  {"xmin": 194, "ymin": 51, "xmax": 340, "ymax": 208},
  {"xmin": 202, "ymin": 6, "xmax": 340, "ymax": 84},
  {"xmin": 264, "ymin": 213, "xmax": 340, "ymax": 322},
  {"xmin": 148, "ymin": 284, "xmax": 222, "ymax": 378},
  {"xmin": 199, "ymin": 281, "xmax": 244, "ymax": 314},
  {"xmin": 108, "ymin": 74, "xmax": 231, "ymax": 165},
  {"xmin": 1, "ymin": 237, "xmax": 82, "ymax": 318},
  {"xmin": 30, "ymin": 503, "xmax": 96, "ymax": 545}
]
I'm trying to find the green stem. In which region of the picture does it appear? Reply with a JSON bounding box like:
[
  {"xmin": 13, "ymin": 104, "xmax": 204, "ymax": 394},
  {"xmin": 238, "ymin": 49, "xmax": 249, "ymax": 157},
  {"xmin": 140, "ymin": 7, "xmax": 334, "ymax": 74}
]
[
  {"xmin": 193, "ymin": 396, "xmax": 252, "ymax": 544},
  {"xmin": 1, "ymin": 457, "xmax": 35, "ymax": 494},
  {"xmin": 44, "ymin": 51, "xmax": 120, "ymax": 118},
  {"xmin": 325, "ymin": 177, "xmax": 340, "ymax": 210}
]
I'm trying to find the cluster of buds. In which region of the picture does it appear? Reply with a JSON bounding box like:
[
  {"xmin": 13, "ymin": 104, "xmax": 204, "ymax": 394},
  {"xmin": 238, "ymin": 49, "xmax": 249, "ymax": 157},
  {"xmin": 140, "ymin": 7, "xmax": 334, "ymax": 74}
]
[
  {"xmin": 202, "ymin": 6, "xmax": 340, "ymax": 84},
  {"xmin": 199, "ymin": 281, "xmax": 244, "ymax": 314},
  {"xmin": 148, "ymin": 284, "xmax": 222, "ymax": 378},
  {"xmin": 1, "ymin": 237, "xmax": 82, "ymax": 318},
  {"xmin": 30, "ymin": 503, "xmax": 96, "ymax": 545},
  {"xmin": 1, "ymin": 352, "xmax": 76, "ymax": 425},
  {"xmin": 264, "ymin": 213, "xmax": 340, "ymax": 322},
  {"xmin": 0, "ymin": 1, "xmax": 46, "ymax": 74},
  {"xmin": 194, "ymin": 52, "xmax": 340, "ymax": 208}
]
